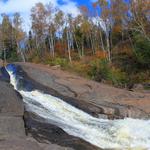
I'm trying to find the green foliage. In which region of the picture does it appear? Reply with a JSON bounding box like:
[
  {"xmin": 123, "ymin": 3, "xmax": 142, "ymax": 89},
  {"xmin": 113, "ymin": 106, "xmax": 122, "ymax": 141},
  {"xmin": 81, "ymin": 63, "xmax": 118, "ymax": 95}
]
[
  {"xmin": 8, "ymin": 50, "xmax": 19, "ymax": 62},
  {"xmin": 67, "ymin": 61, "xmax": 90, "ymax": 77},
  {"xmin": 109, "ymin": 67, "xmax": 128, "ymax": 87},
  {"xmin": 88, "ymin": 59, "xmax": 110, "ymax": 81},
  {"xmin": 88, "ymin": 59, "xmax": 128, "ymax": 87},
  {"xmin": 29, "ymin": 51, "xmax": 69, "ymax": 68},
  {"xmin": 44, "ymin": 57, "xmax": 69, "ymax": 68},
  {"xmin": 0, "ymin": 49, "xmax": 19, "ymax": 62},
  {"xmin": 133, "ymin": 35, "xmax": 150, "ymax": 67}
]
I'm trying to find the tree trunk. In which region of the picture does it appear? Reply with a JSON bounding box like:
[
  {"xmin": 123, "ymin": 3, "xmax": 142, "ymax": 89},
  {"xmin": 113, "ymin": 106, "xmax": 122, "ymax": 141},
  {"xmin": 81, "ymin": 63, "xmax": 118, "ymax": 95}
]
[
  {"xmin": 73, "ymin": 29, "xmax": 81, "ymax": 58},
  {"xmin": 81, "ymin": 35, "xmax": 84, "ymax": 57},
  {"xmin": 67, "ymin": 30, "xmax": 72, "ymax": 62},
  {"xmin": 3, "ymin": 49, "xmax": 6, "ymax": 66},
  {"xmin": 50, "ymin": 32, "xmax": 55, "ymax": 58},
  {"xmin": 17, "ymin": 42, "xmax": 25, "ymax": 62},
  {"xmin": 106, "ymin": 35, "xmax": 111, "ymax": 62},
  {"xmin": 99, "ymin": 29, "xmax": 105, "ymax": 51}
]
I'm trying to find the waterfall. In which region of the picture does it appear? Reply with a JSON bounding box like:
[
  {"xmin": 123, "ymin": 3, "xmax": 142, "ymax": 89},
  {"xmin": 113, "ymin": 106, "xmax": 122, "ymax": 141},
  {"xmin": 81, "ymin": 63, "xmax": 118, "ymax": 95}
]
[{"xmin": 6, "ymin": 64, "xmax": 150, "ymax": 150}]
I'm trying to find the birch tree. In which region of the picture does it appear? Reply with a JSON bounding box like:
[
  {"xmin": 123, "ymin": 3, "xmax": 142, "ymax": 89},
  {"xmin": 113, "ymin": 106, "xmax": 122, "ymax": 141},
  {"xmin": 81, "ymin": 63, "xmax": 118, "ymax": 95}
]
[
  {"xmin": 31, "ymin": 3, "xmax": 47, "ymax": 55},
  {"xmin": 1, "ymin": 14, "xmax": 13, "ymax": 63},
  {"xmin": 46, "ymin": 3, "xmax": 56, "ymax": 57},
  {"xmin": 96, "ymin": 0, "xmax": 112, "ymax": 61},
  {"xmin": 13, "ymin": 12, "xmax": 26, "ymax": 62}
]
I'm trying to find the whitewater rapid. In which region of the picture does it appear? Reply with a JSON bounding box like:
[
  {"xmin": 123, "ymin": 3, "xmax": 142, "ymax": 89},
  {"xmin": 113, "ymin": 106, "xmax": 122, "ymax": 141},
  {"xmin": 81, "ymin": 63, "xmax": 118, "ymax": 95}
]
[{"xmin": 6, "ymin": 65, "xmax": 150, "ymax": 150}]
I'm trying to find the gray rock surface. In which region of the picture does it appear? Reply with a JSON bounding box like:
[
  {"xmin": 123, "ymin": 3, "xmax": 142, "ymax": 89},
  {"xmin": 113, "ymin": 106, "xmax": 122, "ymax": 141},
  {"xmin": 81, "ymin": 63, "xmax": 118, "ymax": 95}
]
[
  {"xmin": 0, "ymin": 82, "xmax": 24, "ymax": 116},
  {"xmin": 0, "ymin": 79, "xmax": 75, "ymax": 150},
  {"xmin": 0, "ymin": 116, "xmax": 25, "ymax": 138},
  {"xmin": 0, "ymin": 80, "xmax": 39, "ymax": 149},
  {"xmin": 0, "ymin": 80, "xmax": 25, "ymax": 137},
  {"xmin": 17, "ymin": 62, "xmax": 150, "ymax": 119},
  {"xmin": 0, "ymin": 138, "xmax": 41, "ymax": 150}
]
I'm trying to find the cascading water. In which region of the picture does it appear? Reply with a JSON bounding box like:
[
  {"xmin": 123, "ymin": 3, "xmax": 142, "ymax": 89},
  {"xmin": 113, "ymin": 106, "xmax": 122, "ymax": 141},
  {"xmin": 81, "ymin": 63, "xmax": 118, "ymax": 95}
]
[{"xmin": 6, "ymin": 64, "xmax": 150, "ymax": 150}]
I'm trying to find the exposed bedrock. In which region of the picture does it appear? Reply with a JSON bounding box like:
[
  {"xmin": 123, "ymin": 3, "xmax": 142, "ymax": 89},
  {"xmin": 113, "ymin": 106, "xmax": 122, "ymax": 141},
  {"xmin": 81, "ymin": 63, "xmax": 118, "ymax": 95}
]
[
  {"xmin": 16, "ymin": 62, "xmax": 150, "ymax": 119},
  {"xmin": 0, "ymin": 66, "xmax": 102, "ymax": 150}
]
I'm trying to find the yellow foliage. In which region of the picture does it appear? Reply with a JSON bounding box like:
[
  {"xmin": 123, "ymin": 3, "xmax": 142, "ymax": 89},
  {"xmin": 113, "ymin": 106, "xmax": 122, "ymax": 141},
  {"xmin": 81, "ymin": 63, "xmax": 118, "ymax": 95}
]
[
  {"xmin": 95, "ymin": 51, "xmax": 108, "ymax": 59},
  {"xmin": 113, "ymin": 25, "xmax": 122, "ymax": 33},
  {"xmin": 68, "ymin": 61, "xmax": 90, "ymax": 77}
]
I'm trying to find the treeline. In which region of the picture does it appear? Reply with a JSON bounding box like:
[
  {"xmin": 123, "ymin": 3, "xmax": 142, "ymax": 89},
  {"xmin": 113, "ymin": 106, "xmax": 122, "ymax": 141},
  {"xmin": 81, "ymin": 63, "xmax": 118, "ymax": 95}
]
[
  {"xmin": 0, "ymin": 13, "xmax": 25, "ymax": 62},
  {"xmin": 0, "ymin": 0, "xmax": 150, "ymax": 87}
]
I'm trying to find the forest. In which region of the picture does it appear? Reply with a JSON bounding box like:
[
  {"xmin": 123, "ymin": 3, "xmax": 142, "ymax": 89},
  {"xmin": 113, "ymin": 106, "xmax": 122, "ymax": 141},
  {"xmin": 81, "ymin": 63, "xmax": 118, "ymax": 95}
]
[{"xmin": 0, "ymin": 0, "xmax": 150, "ymax": 89}]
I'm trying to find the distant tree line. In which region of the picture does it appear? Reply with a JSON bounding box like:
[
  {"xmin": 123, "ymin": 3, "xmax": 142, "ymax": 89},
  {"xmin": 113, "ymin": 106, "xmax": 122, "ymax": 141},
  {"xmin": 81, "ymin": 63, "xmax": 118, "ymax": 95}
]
[{"xmin": 0, "ymin": 0, "xmax": 149, "ymax": 67}]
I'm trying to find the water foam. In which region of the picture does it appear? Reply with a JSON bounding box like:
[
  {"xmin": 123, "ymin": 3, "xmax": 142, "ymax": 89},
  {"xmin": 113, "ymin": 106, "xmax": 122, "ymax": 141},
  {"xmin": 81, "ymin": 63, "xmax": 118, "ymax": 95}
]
[{"xmin": 6, "ymin": 66, "xmax": 150, "ymax": 150}]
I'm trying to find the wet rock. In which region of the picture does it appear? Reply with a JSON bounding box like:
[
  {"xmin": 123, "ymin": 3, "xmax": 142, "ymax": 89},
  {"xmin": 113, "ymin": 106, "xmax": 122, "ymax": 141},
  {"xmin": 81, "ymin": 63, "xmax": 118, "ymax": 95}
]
[
  {"xmin": 0, "ymin": 67, "xmax": 10, "ymax": 82},
  {"xmin": 98, "ymin": 114, "xmax": 108, "ymax": 119},
  {"xmin": 24, "ymin": 111, "xmax": 101, "ymax": 150}
]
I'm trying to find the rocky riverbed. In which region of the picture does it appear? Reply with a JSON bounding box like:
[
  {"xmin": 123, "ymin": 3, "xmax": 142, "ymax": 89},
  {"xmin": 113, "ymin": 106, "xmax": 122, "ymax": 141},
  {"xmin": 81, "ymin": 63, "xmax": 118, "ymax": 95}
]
[
  {"xmin": 0, "ymin": 62, "xmax": 150, "ymax": 150},
  {"xmin": 0, "ymin": 64, "xmax": 101, "ymax": 150},
  {"xmin": 16, "ymin": 62, "xmax": 150, "ymax": 119}
]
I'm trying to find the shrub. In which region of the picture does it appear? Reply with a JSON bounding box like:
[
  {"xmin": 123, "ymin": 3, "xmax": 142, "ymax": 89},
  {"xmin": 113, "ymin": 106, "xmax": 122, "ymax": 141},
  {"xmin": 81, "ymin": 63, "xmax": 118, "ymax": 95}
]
[
  {"xmin": 67, "ymin": 61, "xmax": 89, "ymax": 77},
  {"xmin": 88, "ymin": 59, "xmax": 128, "ymax": 87},
  {"xmin": 130, "ymin": 71, "xmax": 150, "ymax": 84},
  {"xmin": 31, "ymin": 55, "xmax": 41, "ymax": 63},
  {"xmin": 44, "ymin": 57, "xmax": 68, "ymax": 68},
  {"xmin": 0, "ymin": 49, "xmax": 19, "ymax": 62},
  {"xmin": 88, "ymin": 59, "xmax": 110, "ymax": 81},
  {"xmin": 109, "ymin": 67, "xmax": 128, "ymax": 87},
  {"xmin": 52, "ymin": 57, "xmax": 68, "ymax": 67},
  {"xmin": 133, "ymin": 34, "xmax": 150, "ymax": 67}
]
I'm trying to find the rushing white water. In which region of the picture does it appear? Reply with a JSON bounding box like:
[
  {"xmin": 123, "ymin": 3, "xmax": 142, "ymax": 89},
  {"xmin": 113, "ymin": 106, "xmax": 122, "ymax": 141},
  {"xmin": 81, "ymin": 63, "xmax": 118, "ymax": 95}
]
[{"xmin": 7, "ymin": 67, "xmax": 150, "ymax": 150}]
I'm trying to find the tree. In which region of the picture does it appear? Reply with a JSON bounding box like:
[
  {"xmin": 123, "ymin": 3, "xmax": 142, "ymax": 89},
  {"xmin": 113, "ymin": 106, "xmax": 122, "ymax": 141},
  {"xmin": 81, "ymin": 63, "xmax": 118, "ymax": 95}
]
[
  {"xmin": 80, "ymin": 6, "xmax": 96, "ymax": 55},
  {"xmin": 128, "ymin": 0, "xmax": 150, "ymax": 42},
  {"xmin": 96, "ymin": 0, "xmax": 112, "ymax": 62},
  {"xmin": 1, "ymin": 14, "xmax": 14, "ymax": 63},
  {"xmin": 31, "ymin": 2, "xmax": 47, "ymax": 55},
  {"xmin": 66, "ymin": 14, "xmax": 74, "ymax": 62},
  {"xmin": 13, "ymin": 12, "xmax": 25, "ymax": 62},
  {"xmin": 72, "ymin": 15, "xmax": 83, "ymax": 58},
  {"xmin": 46, "ymin": 3, "xmax": 56, "ymax": 57}
]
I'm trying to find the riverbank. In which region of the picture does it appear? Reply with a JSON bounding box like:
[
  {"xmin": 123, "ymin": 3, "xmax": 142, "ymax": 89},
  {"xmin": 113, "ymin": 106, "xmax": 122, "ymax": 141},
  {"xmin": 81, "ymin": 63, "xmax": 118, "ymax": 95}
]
[
  {"xmin": 1, "ymin": 62, "xmax": 150, "ymax": 149},
  {"xmin": 16, "ymin": 62, "xmax": 150, "ymax": 119}
]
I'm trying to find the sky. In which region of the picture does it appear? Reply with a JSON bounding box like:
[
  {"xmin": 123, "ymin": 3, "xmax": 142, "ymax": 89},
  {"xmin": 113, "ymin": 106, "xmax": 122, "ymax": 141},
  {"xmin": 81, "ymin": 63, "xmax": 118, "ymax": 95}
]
[{"xmin": 0, "ymin": 0, "xmax": 96, "ymax": 31}]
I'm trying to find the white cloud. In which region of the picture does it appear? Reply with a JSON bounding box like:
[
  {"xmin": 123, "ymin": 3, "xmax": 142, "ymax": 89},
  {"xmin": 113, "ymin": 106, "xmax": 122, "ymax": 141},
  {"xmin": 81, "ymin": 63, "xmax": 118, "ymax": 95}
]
[{"xmin": 0, "ymin": 0, "xmax": 80, "ymax": 31}]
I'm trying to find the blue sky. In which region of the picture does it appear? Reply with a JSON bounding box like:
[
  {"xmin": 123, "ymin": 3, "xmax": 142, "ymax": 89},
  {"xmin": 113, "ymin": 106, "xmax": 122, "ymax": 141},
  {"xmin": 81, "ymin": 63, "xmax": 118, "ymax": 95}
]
[
  {"xmin": 75, "ymin": 0, "xmax": 95, "ymax": 7},
  {"xmin": 0, "ymin": 0, "xmax": 95, "ymax": 15}
]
